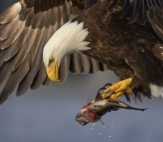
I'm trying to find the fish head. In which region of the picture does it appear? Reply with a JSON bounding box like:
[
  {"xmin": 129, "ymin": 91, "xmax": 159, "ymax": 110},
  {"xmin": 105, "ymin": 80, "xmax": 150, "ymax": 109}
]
[{"xmin": 75, "ymin": 113, "xmax": 90, "ymax": 126}]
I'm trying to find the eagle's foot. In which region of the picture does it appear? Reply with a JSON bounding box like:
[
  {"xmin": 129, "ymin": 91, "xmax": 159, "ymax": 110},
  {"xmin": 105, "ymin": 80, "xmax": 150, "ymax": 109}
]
[
  {"xmin": 104, "ymin": 78, "xmax": 133, "ymax": 100},
  {"xmin": 101, "ymin": 93, "xmax": 112, "ymax": 99}
]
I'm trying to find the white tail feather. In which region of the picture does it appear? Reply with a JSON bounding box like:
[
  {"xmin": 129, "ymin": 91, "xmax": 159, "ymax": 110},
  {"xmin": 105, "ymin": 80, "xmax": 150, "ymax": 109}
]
[{"xmin": 150, "ymin": 84, "xmax": 163, "ymax": 97}]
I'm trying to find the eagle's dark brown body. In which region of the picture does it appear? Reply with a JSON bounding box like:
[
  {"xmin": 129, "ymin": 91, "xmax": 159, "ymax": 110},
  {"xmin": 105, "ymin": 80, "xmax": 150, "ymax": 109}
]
[{"xmin": 76, "ymin": 0, "xmax": 163, "ymax": 100}]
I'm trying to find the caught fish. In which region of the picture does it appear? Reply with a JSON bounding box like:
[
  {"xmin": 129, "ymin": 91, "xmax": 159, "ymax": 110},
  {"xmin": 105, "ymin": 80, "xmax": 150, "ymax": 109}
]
[{"xmin": 75, "ymin": 83, "xmax": 147, "ymax": 126}]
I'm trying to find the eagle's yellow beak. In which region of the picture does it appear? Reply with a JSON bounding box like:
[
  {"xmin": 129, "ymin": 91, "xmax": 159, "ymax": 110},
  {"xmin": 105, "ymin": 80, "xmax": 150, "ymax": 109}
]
[{"xmin": 46, "ymin": 61, "xmax": 60, "ymax": 82}]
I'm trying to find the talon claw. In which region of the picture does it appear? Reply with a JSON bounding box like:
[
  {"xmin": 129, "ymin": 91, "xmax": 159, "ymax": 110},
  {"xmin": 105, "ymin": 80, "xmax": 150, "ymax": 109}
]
[{"xmin": 103, "ymin": 83, "xmax": 112, "ymax": 89}]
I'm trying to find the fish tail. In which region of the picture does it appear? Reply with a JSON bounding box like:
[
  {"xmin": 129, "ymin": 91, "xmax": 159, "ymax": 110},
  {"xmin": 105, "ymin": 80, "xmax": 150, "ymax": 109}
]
[{"xmin": 127, "ymin": 107, "xmax": 148, "ymax": 111}]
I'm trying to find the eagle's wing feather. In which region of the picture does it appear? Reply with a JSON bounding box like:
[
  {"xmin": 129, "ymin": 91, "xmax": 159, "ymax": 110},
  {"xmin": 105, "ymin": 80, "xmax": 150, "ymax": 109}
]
[
  {"xmin": 0, "ymin": 0, "xmax": 109, "ymax": 103},
  {"xmin": 109, "ymin": 0, "xmax": 163, "ymax": 24},
  {"xmin": 110, "ymin": 0, "xmax": 163, "ymax": 64}
]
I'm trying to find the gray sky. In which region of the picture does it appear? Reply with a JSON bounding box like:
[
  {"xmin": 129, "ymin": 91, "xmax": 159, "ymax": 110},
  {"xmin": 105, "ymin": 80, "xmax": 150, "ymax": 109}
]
[{"xmin": 0, "ymin": 1, "xmax": 163, "ymax": 142}]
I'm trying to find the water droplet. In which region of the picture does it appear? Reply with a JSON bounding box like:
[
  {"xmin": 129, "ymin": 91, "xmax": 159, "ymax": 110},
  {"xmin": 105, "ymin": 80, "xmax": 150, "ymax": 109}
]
[
  {"xmin": 109, "ymin": 135, "xmax": 111, "ymax": 138},
  {"xmin": 99, "ymin": 133, "xmax": 102, "ymax": 135},
  {"xmin": 90, "ymin": 128, "xmax": 94, "ymax": 131},
  {"xmin": 103, "ymin": 125, "xmax": 108, "ymax": 130},
  {"xmin": 85, "ymin": 130, "xmax": 87, "ymax": 132}
]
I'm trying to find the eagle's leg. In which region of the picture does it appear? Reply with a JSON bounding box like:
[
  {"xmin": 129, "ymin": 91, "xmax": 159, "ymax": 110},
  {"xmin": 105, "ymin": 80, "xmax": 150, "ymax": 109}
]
[{"xmin": 103, "ymin": 78, "xmax": 133, "ymax": 100}]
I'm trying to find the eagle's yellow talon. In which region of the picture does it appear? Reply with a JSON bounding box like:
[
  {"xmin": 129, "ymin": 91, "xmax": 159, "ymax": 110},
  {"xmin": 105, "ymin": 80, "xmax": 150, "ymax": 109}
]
[
  {"xmin": 101, "ymin": 93, "xmax": 111, "ymax": 99},
  {"xmin": 104, "ymin": 78, "xmax": 133, "ymax": 100},
  {"xmin": 125, "ymin": 87, "xmax": 132, "ymax": 94}
]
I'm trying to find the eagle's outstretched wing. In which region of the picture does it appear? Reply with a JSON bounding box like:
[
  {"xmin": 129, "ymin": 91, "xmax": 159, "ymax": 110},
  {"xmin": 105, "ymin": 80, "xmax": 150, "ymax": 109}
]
[{"xmin": 0, "ymin": 0, "xmax": 109, "ymax": 104}]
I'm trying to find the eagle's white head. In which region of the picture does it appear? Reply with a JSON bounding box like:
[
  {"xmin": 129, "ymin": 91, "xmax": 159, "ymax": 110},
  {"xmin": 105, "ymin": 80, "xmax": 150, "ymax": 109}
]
[{"xmin": 43, "ymin": 21, "xmax": 90, "ymax": 81}]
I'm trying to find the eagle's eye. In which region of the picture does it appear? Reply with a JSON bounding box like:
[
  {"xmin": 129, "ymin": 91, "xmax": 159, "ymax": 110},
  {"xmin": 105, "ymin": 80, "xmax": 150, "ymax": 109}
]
[{"xmin": 49, "ymin": 57, "xmax": 54, "ymax": 64}]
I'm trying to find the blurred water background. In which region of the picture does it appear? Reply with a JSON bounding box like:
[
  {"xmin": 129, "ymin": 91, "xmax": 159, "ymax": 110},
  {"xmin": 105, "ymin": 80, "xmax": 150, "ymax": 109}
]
[{"xmin": 0, "ymin": 1, "xmax": 163, "ymax": 142}]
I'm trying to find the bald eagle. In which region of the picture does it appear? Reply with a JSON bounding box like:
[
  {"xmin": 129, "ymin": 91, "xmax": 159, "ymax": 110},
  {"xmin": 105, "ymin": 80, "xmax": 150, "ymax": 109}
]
[{"xmin": 0, "ymin": 0, "xmax": 163, "ymax": 104}]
